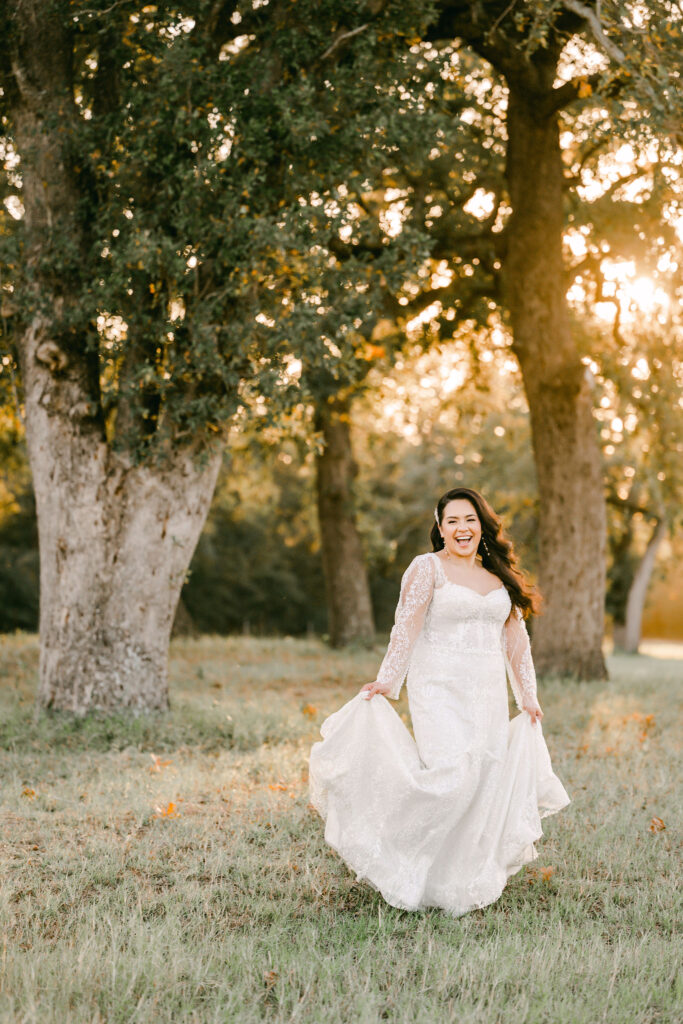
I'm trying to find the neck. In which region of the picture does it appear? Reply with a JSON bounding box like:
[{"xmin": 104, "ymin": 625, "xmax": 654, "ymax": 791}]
[{"xmin": 442, "ymin": 546, "xmax": 479, "ymax": 569}]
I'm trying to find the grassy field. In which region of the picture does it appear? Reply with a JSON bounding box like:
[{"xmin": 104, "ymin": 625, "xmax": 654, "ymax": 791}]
[{"xmin": 0, "ymin": 633, "xmax": 680, "ymax": 1024}]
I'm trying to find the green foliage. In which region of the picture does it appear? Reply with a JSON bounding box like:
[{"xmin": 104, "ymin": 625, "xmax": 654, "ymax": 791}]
[
  {"xmin": 0, "ymin": 412, "xmax": 37, "ymax": 631},
  {"xmin": 182, "ymin": 455, "xmax": 328, "ymax": 636},
  {"xmin": 0, "ymin": 0, "xmax": 437, "ymax": 457},
  {"xmin": 181, "ymin": 341, "xmax": 539, "ymax": 635},
  {"xmin": 0, "ymin": 489, "xmax": 38, "ymax": 631},
  {"xmin": 0, "ymin": 315, "xmax": 678, "ymax": 639}
]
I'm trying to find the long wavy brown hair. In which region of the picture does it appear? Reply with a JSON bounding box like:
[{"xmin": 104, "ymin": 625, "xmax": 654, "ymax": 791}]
[{"xmin": 430, "ymin": 487, "xmax": 541, "ymax": 618}]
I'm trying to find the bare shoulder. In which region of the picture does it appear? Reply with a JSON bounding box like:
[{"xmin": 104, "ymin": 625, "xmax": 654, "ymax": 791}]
[{"xmin": 476, "ymin": 565, "xmax": 502, "ymax": 585}]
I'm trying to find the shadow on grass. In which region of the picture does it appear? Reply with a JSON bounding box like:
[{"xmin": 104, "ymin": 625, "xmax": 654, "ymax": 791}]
[{"xmin": 0, "ymin": 698, "xmax": 307, "ymax": 755}]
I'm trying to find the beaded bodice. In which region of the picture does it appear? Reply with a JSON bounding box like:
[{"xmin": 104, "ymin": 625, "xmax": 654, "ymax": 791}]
[{"xmin": 422, "ymin": 553, "xmax": 511, "ymax": 654}]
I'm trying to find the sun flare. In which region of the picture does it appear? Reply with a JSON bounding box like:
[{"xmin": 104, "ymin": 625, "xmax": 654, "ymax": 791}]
[{"xmin": 568, "ymin": 259, "xmax": 671, "ymax": 324}]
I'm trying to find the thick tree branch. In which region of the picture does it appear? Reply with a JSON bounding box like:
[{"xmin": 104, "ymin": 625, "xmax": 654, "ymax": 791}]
[
  {"xmin": 562, "ymin": 134, "xmax": 611, "ymax": 189},
  {"xmin": 606, "ymin": 492, "xmax": 660, "ymax": 520},
  {"xmin": 561, "ymin": 0, "xmax": 663, "ymax": 112},
  {"xmin": 549, "ymin": 71, "xmax": 605, "ymax": 112},
  {"xmin": 319, "ymin": 23, "xmax": 370, "ymax": 61},
  {"xmin": 561, "ymin": 0, "xmax": 628, "ymax": 65},
  {"xmin": 428, "ymin": 2, "xmax": 563, "ymax": 95}
]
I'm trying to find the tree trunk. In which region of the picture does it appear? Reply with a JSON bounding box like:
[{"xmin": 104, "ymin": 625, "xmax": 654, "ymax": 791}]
[
  {"xmin": 613, "ymin": 519, "xmax": 666, "ymax": 654},
  {"xmin": 504, "ymin": 74, "xmax": 607, "ymax": 679},
  {"xmin": 315, "ymin": 396, "xmax": 375, "ymax": 646},
  {"xmin": 21, "ymin": 337, "xmax": 221, "ymax": 712}
]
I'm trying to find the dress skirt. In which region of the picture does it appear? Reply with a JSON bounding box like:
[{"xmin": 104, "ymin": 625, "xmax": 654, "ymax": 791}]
[{"xmin": 308, "ymin": 683, "xmax": 570, "ymax": 916}]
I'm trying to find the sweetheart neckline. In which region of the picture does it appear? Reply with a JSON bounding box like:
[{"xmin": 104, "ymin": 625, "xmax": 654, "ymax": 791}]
[
  {"xmin": 429, "ymin": 553, "xmax": 506, "ymax": 598},
  {"xmin": 439, "ymin": 579, "xmax": 507, "ymax": 598}
]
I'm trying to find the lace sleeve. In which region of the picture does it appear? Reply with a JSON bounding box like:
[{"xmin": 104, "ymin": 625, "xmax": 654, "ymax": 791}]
[
  {"xmin": 503, "ymin": 605, "xmax": 541, "ymax": 714},
  {"xmin": 375, "ymin": 554, "xmax": 435, "ymax": 700}
]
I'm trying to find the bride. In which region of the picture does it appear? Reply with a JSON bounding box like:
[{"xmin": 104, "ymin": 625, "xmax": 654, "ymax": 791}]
[{"xmin": 308, "ymin": 486, "xmax": 570, "ymax": 916}]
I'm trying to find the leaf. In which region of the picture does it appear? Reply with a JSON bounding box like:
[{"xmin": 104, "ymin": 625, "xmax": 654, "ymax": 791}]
[
  {"xmin": 540, "ymin": 866, "xmax": 555, "ymax": 882},
  {"xmin": 149, "ymin": 753, "xmax": 172, "ymax": 773},
  {"xmin": 301, "ymin": 703, "xmax": 318, "ymax": 718},
  {"xmin": 578, "ymin": 79, "xmax": 593, "ymax": 99},
  {"xmin": 268, "ymin": 782, "xmax": 288, "ymax": 791},
  {"xmin": 154, "ymin": 801, "xmax": 180, "ymax": 818},
  {"xmin": 21, "ymin": 787, "xmax": 36, "ymax": 799},
  {"xmin": 648, "ymin": 817, "xmax": 665, "ymax": 833},
  {"xmin": 361, "ymin": 343, "xmax": 386, "ymax": 361}
]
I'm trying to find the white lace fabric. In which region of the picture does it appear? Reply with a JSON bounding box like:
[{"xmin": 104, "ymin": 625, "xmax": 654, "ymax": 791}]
[
  {"xmin": 503, "ymin": 605, "xmax": 541, "ymax": 714},
  {"xmin": 308, "ymin": 550, "xmax": 570, "ymax": 917},
  {"xmin": 376, "ymin": 554, "xmax": 436, "ymax": 699}
]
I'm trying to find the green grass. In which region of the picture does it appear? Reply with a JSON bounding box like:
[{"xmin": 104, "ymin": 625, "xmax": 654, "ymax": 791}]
[{"xmin": 0, "ymin": 633, "xmax": 681, "ymax": 1023}]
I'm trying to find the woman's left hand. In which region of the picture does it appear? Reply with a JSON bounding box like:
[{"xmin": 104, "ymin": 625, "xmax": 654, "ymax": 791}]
[{"xmin": 360, "ymin": 680, "xmax": 391, "ymax": 700}]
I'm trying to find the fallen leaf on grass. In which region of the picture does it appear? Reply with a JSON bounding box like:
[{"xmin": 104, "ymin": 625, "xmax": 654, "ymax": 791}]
[
  {"xmin": 648, "ymin": 817, "xmax": 665, "ymax": 833},
  {"xmin": 302, "ymin": 704, "xmax": 318, "ymax": 718},
  {"xmin": 21, "ymin": 788, "xmax": 36, "ymax": 799},
  {"xmin": 268, "ymin": 782, "xmax": 288, "ymax": 792},
  {"xmin": 263, "ymin": 970, "xmax": 278, "ymax": 989},
  {"xmin": 526, "ymin": 866, "xmax": 555, "ymax": 885},
  {"xmin": 154, "ymin": 802, "xmax": 180, "ymax": 819},
  {"xmin": 149, "ymin": 754, "xmax": 173, "ymax": 773}
]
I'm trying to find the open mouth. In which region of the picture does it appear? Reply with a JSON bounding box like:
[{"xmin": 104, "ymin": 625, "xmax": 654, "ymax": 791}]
[{"xmin": 454, "ymin": 534, "xmax": 474, "ymax": 549}]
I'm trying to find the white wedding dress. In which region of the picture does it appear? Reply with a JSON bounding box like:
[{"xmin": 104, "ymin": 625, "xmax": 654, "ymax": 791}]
[{"xmin": 308, "ymin": 551, "xmax": 570, "ymax": 916}]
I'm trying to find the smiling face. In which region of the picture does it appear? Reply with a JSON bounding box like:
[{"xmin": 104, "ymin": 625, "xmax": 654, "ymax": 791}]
[{"xmin": 439, "ymin": 498, "xmax": 482, "ymax": 559}]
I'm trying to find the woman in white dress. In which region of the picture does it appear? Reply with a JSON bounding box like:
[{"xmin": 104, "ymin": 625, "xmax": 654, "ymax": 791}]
[{"xmin": 308, "ymin": 487, "xmax": 570, "ymax": 916}]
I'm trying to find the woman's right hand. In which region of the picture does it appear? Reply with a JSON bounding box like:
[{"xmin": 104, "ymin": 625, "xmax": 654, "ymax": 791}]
[
  {"xmin": 523, "ymin": 700, "xmax": 544, "ymax": 725},
  {"xmin": 360, "ymin": 680, "xmax": 391, "ymax": 700}
]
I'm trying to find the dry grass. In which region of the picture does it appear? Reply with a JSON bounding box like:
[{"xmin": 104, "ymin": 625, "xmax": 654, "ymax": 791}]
[{"xmin": 0, "ymin": 633, "xmax": 681, "ymax": 1023}]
